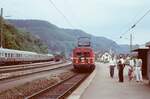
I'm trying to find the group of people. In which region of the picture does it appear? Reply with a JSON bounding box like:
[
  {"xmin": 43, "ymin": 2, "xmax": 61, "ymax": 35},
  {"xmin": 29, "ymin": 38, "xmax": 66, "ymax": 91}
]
[{"xmin": 109, "ymin": 56, "xmax": 143, "ymax": 83}]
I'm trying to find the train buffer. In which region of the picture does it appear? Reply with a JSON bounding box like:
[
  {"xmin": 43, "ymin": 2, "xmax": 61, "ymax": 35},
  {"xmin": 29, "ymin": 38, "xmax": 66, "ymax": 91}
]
[{"xmin": 68, "ymin": 62, "xmax": 150, "ymax": 99}]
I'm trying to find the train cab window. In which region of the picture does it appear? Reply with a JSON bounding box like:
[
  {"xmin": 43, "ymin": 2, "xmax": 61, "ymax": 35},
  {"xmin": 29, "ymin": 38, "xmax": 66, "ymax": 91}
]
[{"xmin": 76, "ymin": 52, "xmax": 82, "ymax": 57}]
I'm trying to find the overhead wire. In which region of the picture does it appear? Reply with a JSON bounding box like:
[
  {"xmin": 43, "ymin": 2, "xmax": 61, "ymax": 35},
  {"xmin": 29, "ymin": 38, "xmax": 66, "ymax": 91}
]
[
  {"xmin": 120, "ymin": 8, "xmax": 150, "ymax": 38},
  {"xmin": 48, "ymin": 0, "xmax": 74, "ymax": 28},
  {"xmin": 108, "ymin": 8, "xmax": 150, "ymax": 53},
  {"xmin": 48, "ymin": 1, "xmax": 150, "ymax": 53},
  {"xmin": 48, "ymin": 0, "xmax": 93, "ymax": 47}
]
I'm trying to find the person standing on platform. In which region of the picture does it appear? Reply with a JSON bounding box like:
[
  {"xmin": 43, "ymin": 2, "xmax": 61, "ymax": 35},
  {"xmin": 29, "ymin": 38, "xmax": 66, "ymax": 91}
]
[
  {"xmin": 128, "ymin": 57, "xmax": 134, "ymax": 81},
  {"xmin": 109, "ymin": 57, "xmax": 116, "ymax": 78},
  {"xmin": 117, "ymin": 56, "xmax": 125, "ymax": 82},
  {"xmin": 135, "ymin": 57, "xmax": 143, "ymax": 82}
]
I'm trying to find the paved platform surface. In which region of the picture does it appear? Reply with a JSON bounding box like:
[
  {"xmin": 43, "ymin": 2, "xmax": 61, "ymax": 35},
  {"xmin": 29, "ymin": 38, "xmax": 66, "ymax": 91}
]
[{"xmin": 80, "ymin": 63, "xmax": 150, "ymax": 99}]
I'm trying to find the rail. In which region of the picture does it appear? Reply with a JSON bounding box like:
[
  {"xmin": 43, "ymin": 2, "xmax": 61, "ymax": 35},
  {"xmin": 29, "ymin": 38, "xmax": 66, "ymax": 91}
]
[
  {"xmin": 0, "ymin": 63, "xmax": 72, "ymax": 81},
  {"xmin": 25, "ymin": 73, "xmax": 89, "ymax": 99}
]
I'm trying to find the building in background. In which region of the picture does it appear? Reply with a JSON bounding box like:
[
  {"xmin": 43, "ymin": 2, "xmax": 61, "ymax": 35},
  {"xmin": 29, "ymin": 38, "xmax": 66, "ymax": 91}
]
[
  {"xmin": 132, "ymin": 46, "xmax": 149, "ymax": 78},
  {"xmin": 100, "ymin": 52, "xmax": 112, "ymax": 63},
  {"xmin": 146, "ymin": 42, "xmax": 150, "ymax": 83}
]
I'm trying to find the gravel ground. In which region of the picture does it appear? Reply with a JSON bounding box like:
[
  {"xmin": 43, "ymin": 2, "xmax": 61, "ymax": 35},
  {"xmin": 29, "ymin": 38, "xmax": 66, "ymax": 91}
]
[
  {"xmin": 0, "ymin": 62, "xmax": 72, "ymax": 93},
  {"xmin": 0, "ymin": 61, "xmax": 65, "ymax": 80},
  {"xmin": 0, "ymin": 71, "xmax": 75, "ymax": 99}
]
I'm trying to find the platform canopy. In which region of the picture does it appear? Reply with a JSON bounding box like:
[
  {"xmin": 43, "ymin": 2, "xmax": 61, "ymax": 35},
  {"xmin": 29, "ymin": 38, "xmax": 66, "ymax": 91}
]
[
  {"xmin": 132, "ymin": 43, "xmax": 149, "ymax": 52},
  {"xmin": 146, "ymin": 41, "xmax": 150, "ymax": 47},
  {"xmin": 132, "ymin": 47, "xmax": 149, "ymax": 52}
]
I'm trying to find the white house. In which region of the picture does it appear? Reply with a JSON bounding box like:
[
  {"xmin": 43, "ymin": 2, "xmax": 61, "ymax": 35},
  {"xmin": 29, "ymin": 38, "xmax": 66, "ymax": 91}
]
[{"xmin": 100, "ymin": 52, "xmax": 112, "ymax": 63}]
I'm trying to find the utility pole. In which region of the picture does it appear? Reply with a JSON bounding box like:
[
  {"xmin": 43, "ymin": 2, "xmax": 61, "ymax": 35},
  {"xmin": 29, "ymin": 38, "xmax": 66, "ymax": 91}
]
[
  {"xmin": 130, "ymin": 33, "xmax": 132, "ymax": 53},
  {"xmin": 0, "ymin": 8, "xmax": 3, "ymax": 48}
]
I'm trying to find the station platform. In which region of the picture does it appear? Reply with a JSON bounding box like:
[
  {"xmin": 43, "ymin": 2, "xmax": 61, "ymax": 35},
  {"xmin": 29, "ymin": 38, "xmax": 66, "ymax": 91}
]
[{"xmin": 69, "ymin": 62, "xmax": 150, "ymax": 99}]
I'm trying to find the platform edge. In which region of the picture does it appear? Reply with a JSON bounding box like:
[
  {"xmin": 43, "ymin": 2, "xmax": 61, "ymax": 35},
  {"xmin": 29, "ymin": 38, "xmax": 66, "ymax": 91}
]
[{"xmin": 67, "ymin": 67, "xmax": 97, "ymax": 99}]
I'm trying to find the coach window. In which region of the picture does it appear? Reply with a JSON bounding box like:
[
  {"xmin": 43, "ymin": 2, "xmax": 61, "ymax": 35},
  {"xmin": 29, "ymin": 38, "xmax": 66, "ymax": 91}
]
[
  {"xmin": 0, "ymin": 53, "xmax": 1, "ymax": 56},
  {"xmin": 1, "ymin": 53, "xmax": 3, "ymax": 57},
  {"xmin": 7, "ymin": 53, "xmax": 10, "ymax": 57},
  {"xmin": 5, "ymin": 53, "xmax": 7, "ymax": 57},
  {"xmin": 10, "ymin": 53, "xmax": 13, "ymax": 57},
  {"xmin": 16, "ymin": 54, "xmax": 19, "ymax": 58},
  {"xmin": 1, "ymin": 52, "xmax": 3, "ymax": 57},
  {"xmin": 14, "ymin": 54, "xmax": 16, "ymax": 57},
  {"xmin": 9, "ymin": 53, "xmax": 11, "ymax": 57}
]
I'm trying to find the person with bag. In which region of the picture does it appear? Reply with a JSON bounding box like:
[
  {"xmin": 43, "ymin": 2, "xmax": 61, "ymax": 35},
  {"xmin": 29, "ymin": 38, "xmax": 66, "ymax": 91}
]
[{"xmin": 128, "ymin": 57, "xmax": 134, "ymax": 81}]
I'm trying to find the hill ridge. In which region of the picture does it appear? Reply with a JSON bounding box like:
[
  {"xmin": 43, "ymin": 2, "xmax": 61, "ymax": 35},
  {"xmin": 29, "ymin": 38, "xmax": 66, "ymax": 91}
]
[{"xmin": 7, "ymin": 19, "xmax": 130, "ymax": 54}]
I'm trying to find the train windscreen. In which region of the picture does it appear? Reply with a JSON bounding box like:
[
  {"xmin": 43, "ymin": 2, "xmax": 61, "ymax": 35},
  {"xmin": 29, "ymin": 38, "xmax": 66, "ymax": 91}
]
[
  {"xmin": 78, "ymin": 37, "xmax": 91, "ymax": 47},
  {"xmin": 75, "ymin": 52, "xmax": 90, "ymax": 57}
]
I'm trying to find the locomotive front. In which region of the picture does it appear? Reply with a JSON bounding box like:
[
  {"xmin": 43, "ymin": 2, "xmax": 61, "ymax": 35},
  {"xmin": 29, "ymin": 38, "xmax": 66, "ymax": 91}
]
[{"xmin": 72, "ymin": 37, "xmax": 95, "ymax": 72}]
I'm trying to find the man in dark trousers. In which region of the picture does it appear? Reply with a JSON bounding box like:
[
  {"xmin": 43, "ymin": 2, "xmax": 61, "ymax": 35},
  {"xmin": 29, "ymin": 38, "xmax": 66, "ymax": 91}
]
[{"xmin": 118, "ymin": 56, "xmax": 125, "ymax": 82}]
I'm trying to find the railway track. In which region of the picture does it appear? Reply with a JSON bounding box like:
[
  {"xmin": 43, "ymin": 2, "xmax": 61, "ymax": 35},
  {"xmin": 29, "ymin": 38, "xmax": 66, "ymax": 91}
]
[
  {"xmin": 0, "ymin": 62, "xmax": 71, "ymax": 81},
  {"xmin": 0, "ymin": 61, "xmax": 64, "ymax": 70},
  {"xmin": 25, "ymin": 73, "xmax": 89, "ymax": 99},
  {"xmin": 0, "ymin": 61, "xmax": 64, "ymax": 73}
]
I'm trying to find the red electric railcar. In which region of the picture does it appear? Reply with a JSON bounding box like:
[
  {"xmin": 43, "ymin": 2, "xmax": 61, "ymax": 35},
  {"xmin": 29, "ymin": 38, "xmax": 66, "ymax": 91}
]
[{"xmin": 72, "ymin": 37, "xmax": 95, "ymax": 72}]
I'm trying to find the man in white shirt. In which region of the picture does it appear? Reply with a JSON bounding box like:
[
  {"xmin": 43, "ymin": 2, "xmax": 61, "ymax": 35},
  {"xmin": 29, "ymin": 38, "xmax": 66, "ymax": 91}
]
[
  {"xmin": 135, "ymin": 57, "xmax": 143, "ymax": 82},
  {"xmin": 109, "ymin": 58, "xmax": 116, "ymax": 78}
]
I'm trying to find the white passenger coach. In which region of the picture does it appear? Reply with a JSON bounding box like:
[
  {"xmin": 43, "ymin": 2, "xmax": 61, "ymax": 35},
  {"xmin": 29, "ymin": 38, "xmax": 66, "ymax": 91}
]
[{"xmin": 0, "ymin": 48, "xmax": 54, "ymax": 65}]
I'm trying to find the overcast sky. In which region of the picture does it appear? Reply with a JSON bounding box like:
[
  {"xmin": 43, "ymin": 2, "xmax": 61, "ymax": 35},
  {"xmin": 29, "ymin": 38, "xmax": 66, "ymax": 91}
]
[{"xmin": 0, "ymin": 0, "xmax": 150, "ymax": 45}]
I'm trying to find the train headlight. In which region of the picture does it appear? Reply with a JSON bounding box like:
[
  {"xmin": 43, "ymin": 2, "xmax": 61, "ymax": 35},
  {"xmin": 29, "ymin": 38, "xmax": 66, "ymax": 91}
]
[{"xmin": 76, "ymin": 59, "xmax": 78, "ymax": 63}]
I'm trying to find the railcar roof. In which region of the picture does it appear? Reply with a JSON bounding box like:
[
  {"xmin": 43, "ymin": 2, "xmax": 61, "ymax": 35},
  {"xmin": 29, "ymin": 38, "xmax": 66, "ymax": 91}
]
[
  {"xmin": 47, "ymin": 54, "xmax": 54, "ymax": 57},
  {"xmin": 0, "ymin": 48, "xmax": 37, "ymax": 54},
  {"xmin": 74, "ymin": 47, "xmax": 93, "ymax": 49}
]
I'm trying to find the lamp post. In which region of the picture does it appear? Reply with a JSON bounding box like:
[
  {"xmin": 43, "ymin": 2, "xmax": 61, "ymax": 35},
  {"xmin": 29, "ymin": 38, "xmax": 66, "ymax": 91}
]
[
  {"xmin": 130, "ymin": 34, "xmax": 132, "ymax": 53},
  {"xmin": 120, "ymin": 33, "xmax": 133, "ymax": 53},
  {"xmin": 0, "ymin": 8, "xmax": 3, "ymax": 48},
  {"xmin": 0, "ymin": 8, "xmax": 11, "ymax": 48}
]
